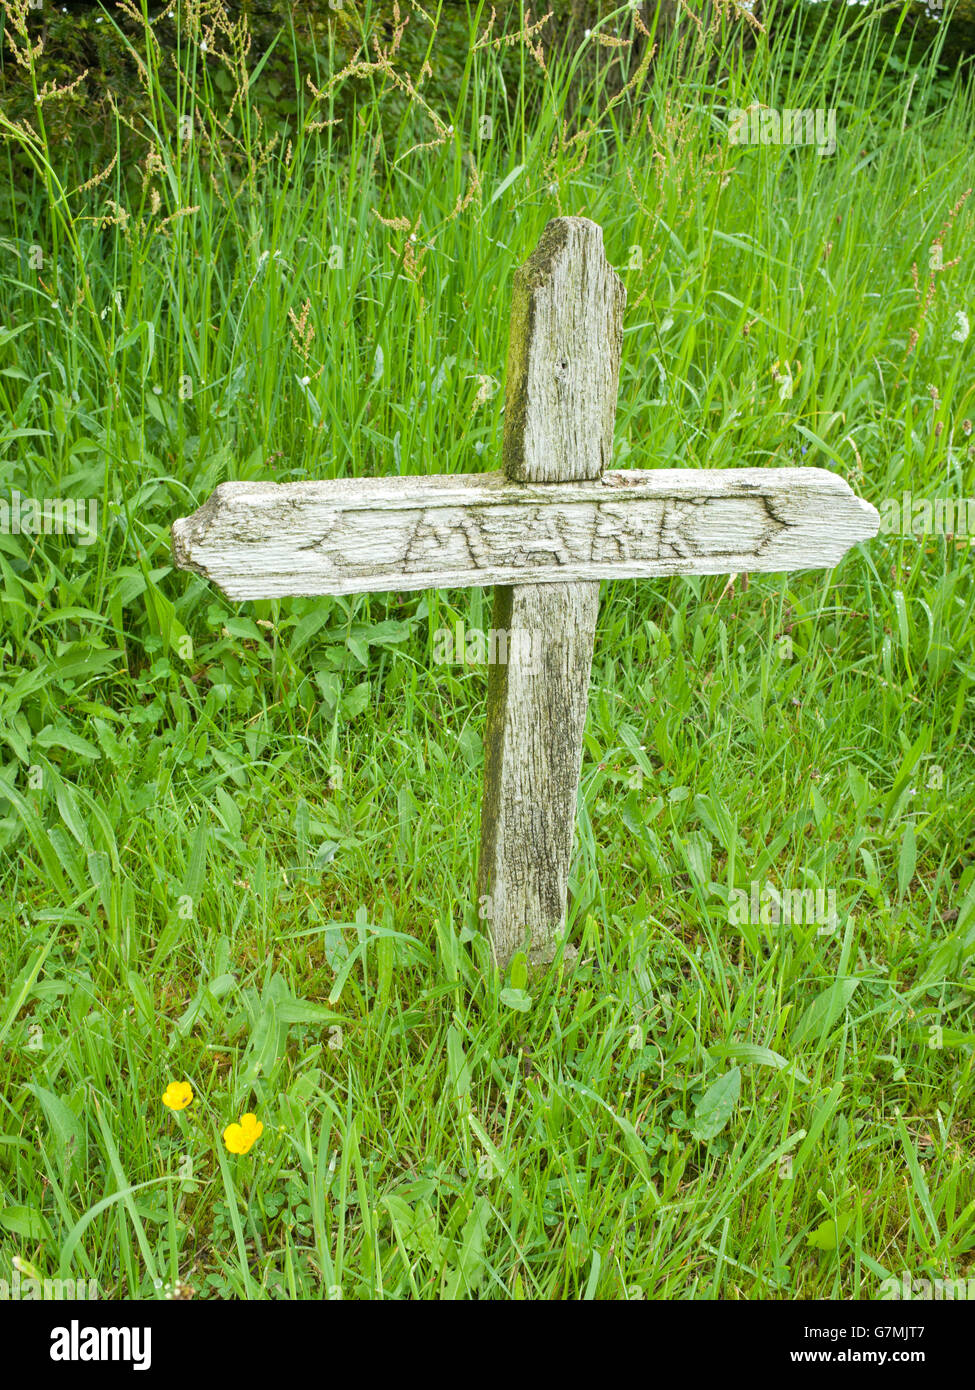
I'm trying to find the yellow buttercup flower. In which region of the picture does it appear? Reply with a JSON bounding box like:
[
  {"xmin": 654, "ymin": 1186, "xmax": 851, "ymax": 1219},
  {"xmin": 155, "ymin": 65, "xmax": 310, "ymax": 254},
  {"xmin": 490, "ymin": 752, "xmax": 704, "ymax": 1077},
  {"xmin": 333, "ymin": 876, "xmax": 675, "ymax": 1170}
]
[
  {"xmin": 162, "ymin": 1081, "xmax": 193, "ymax": 1111},
  {"xmin": 223, "ymin": 1113, "xmax": 263, "ymax": 1155}
]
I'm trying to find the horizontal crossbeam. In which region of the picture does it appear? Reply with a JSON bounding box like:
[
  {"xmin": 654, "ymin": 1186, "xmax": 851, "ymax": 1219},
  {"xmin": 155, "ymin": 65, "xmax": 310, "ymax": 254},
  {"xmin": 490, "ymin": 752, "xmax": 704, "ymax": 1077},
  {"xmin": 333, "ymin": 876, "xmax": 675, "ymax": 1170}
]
[{"xmin": 171, "ymin": 466, "xmax": 878, "ymax": 600}]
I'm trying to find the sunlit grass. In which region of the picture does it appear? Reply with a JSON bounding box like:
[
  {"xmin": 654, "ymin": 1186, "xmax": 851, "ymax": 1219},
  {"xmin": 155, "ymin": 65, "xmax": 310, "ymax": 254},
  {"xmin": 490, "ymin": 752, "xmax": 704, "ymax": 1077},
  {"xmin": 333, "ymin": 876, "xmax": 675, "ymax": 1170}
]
[{"xmin": 0, "ymin": 0, "xmax": 973, "ymax": 1299}]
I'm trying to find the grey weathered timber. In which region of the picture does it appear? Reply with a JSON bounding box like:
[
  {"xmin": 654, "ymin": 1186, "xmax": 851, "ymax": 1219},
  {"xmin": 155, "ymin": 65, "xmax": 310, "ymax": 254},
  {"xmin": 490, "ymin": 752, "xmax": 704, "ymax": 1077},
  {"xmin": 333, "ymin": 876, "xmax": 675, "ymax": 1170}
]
[
  {"xmin": 170, "ymin": 467, "xmax": 878, "ymax": 601},
  {"xmin": 477, "ymin": 218, "xmax": 623, "ymax": 970},
  {"xmin": 478, "ymin": 577, "xmax": 601, "ymax": 969},
  {"xmin": 502, "ymin": 217, "xmax": 625, "ymax": 483},
  {"xmin": 171, "ymin": 215, "xmax": 880, "ymax": 977}
]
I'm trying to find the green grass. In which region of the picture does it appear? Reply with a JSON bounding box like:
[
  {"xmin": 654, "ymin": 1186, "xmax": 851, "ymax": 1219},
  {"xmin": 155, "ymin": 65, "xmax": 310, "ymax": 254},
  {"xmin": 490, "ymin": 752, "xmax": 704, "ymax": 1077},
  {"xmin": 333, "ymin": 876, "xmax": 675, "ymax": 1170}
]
[{"xmin": 0, "ymin": 0, "xmax": 974, "ymax": 1299}]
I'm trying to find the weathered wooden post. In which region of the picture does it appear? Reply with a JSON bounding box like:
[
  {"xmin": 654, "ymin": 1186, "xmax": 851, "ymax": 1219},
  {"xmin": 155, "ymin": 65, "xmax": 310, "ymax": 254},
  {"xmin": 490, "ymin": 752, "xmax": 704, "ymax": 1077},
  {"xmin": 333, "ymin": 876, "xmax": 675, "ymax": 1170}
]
[
  {"xmin": 171, "ymin": 216, "xmax": 879, "ymax": 976},
  {"xmin": 477, "ymin": 219, "xmax": 625, "ymax": 969}
]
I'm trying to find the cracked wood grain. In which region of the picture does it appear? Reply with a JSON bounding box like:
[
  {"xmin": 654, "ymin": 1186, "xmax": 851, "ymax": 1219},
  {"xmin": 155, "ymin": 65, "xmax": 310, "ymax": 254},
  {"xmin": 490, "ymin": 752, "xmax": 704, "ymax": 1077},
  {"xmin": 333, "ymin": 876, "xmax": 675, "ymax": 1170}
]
[
  {"xmin": 171, "ymin": 467, "xmax": 878, "ymax": 600},
  {"xmin": 478, "ymin": 217, "xmax": 624, "ymax": 971}
]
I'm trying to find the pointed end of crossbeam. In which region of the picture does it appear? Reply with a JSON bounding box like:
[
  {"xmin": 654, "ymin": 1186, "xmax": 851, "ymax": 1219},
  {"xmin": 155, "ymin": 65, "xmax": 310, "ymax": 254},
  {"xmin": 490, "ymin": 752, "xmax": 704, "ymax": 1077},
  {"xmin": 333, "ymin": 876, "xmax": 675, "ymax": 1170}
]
[
  {"xmin": 850, "ymin": 491, "xmax": 881, "ymax": 543},
  {"xmin": 764, "ymin": 467, "xmax": 880, "ymax": 571},
  {"xmin": 719, "ymin": 465, "xmax": 878, "ymax": 569},
  {"xmin": 171, "ymin": 490, "xmax": 221, "ymax": 585},
  {"xmin": 170, "ymin": 515, "xmax": 192, "ymax": 572},
  {"xmin": 810, "ymin": 468, "xmax": 880, "ymax": 544},
  {"xmin": 823, "ymin": 470, "xmax": 881, "ymax": 550}
]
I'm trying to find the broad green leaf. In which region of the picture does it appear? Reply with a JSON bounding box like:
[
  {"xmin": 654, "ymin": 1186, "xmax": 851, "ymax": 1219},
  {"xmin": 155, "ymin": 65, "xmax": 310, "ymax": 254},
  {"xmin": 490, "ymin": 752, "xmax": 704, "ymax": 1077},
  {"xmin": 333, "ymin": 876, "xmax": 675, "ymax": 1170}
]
[
  {"xmin": 1, "ymin": 1205, "xmax": 51, "ymax": 1240},
  {"xmin": 791, "ymin": 979, "xmax": 859, "ymax": 1046},
  {"xmin": 274, "ymin": 1000, "xmax": 345, "ymax": 1026},
  {"xmin": 25, "ymin": 1085, "xmax": 85, "ymax": 1184},
  {"xmin": 341, "ymin": 682, "xmax": 370, "ymax": 719},
  {"xmin": 807, "ymin": 1204, "xmax": 857, "ymax": 1251},
  {"xmin": 691, "ymin": 1067, "xmax": 741, "ymax": 1141},
  {"xmin": 897, "ymin": 822, "xmax": 916, "ymax": 900},
  {"xmin": 36, "ymin": 726, "xmax": 101, "ymax": 761},
  {"xmin": 445, "ymin": 1025, "xmax": 471, "ymax": 1110},
  {"xmin": 181, "ymin": 818, "xmax": 208, "ymax": 904},
  {"xmin": 709, "ymin": 1042, "xmax": 809, "ymax": 1083},
  {"xmin": 509, "ymin": 952, "xmax": 528, "ymax": 991},
  {"xmin": 500, "ymin": 987, "xmax": 532, "ymax": 1012}
]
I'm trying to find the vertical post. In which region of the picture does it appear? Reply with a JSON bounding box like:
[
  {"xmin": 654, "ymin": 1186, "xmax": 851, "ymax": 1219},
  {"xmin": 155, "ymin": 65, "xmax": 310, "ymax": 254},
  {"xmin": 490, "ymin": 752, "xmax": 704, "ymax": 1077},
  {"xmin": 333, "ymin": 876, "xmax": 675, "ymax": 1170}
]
[{"xmin": 477, "ymin": 217, "xmax": 626, "ymax": 971}]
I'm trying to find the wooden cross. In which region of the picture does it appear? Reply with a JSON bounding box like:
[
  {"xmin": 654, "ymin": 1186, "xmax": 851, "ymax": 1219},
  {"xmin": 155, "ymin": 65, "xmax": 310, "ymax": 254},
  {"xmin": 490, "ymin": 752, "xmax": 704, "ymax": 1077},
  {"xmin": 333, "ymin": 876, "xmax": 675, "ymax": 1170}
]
[{"xmin": 172, "ymin": 218, "xmax": 878, "ymax": 973}]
